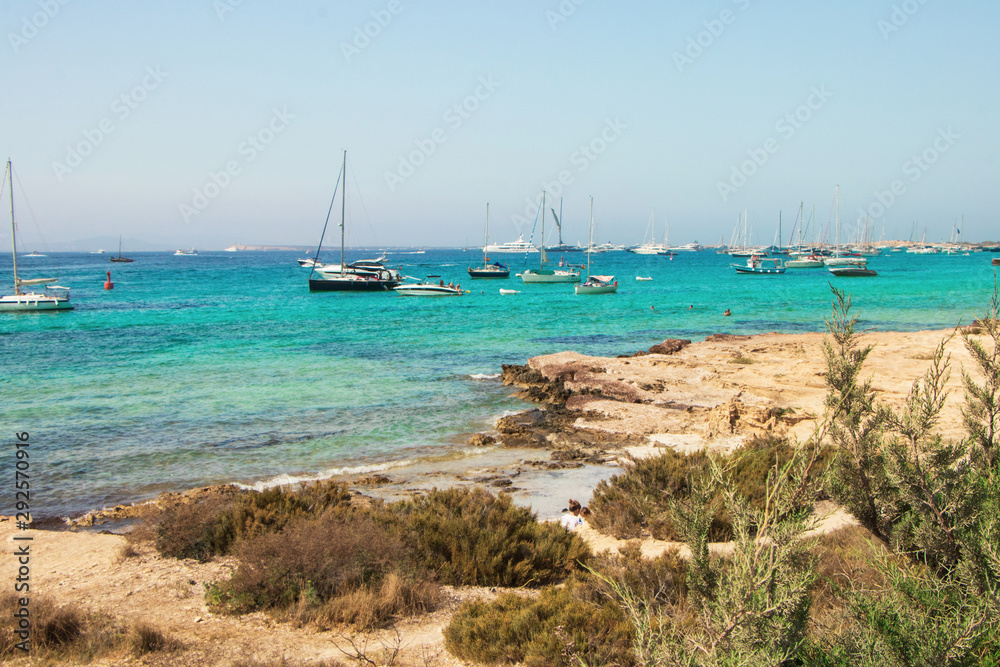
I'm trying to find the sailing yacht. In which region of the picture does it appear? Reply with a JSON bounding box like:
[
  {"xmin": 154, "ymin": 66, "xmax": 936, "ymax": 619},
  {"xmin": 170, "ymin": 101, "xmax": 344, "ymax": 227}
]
[
  {"xmin": 468, "ymin": 203, "xmax": 509, "ymax": 278},
  {"xmin": 519, "ymin": 191, "xmax": 580, "ymax": 283},
  {"xmin": 308, "ymin": 150, "xmax": 401, "ymax": 292},
  {"xmin": 1, "ymin": 159, "xmax": 72, "ymax": 312},
  {"xmin": 110, "ymin": 236, "xmax": 134, "ymax": 263},
  {"xmin": 576, "ymin": 197, "xmax": 617, "ymax": 294},
  {"xmin": 627, "ymin": 209, "xmax": 669, "ymax": 254}
]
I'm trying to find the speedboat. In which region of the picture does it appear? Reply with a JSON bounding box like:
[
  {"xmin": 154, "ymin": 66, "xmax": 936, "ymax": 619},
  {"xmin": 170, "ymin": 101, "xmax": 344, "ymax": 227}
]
[
  {"xmin": 829, "ymin": 263, "xmax": 877, "ymax": 277},
  {"xmin": 636, "ymin": 276, "xmax": 653, "ymax": 281},
  {"xmin": 499, "ymin": 288, "xmax": 520, "ymax": 295},
  {"xmin": 174, "ymin": 248, "xmax": 197, "ymax": 256},
  {"xmin": 393, "ymin": 277, "xmax": 463, "ymax": 296}
]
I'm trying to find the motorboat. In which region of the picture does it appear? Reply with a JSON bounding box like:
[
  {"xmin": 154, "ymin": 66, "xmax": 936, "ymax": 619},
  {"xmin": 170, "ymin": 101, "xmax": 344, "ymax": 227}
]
[
  {"xmin": 499, "ymin": 288, "xmax": 520, "ymax": 295},
  {"xmin": 393, "ymin": 277, "xmax": 463, "ymax": 296},
  {"xmin": 636, "ymin": 276, "xmax": 653, "ymax": 281},
  {"xmin": 829, "ymin": 263, "xmax": 877, "ymax": 277},
  {"xmin": 174, "ymin": 248, "xmax": 197, "ymax": 256}
]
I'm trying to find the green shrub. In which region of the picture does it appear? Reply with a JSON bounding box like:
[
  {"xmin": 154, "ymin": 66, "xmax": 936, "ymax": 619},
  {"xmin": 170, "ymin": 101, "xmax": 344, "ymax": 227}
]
[
  {"xmin": 590, "ymin": 440, "xmax": 833, "ymax": 542},
  {"xmin": 154, "ymin": 480, "xmax": 353, "ymax": 561},
  {"xmin": 206, "ymin": 508, "xmax": 438, "ymax": 629},
  {"xmin": 387, "ymin": 487, "xmax": 590, "ymax": 587},
  {"xmin": 445, "ymin": 584, "xmax": 632, "ymax": 666}
]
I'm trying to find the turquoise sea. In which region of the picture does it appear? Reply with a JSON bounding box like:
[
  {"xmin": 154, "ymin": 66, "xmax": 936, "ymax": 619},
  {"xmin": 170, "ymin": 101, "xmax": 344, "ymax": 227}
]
[{"xmin": 2, "ymin": 248, "xmax": 996, "ymax": 519}]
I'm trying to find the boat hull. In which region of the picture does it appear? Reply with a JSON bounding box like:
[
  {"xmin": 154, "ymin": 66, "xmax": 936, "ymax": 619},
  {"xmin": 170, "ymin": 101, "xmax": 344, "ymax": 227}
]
[
  {"xmin": 829, "ymin": 267, "xmax": 877, "ymax": 277},
  {"xmin": 393, "ymin": 286, "xmax": 462, "ymax": 296},
  {"xmin": 0, "ymin": 294, "xmax": 72, "ymax": 311},
  {"xmin": 309, "ymin": 278, "xmax": 398, "ymax": 291},
  {"xmin": 785, "ymin": 259, "xmax": 824, "ymax": 268},
  {"xmin": 519, "ymin": 270, "xmax": 580, "ymax": 283},
  {"xmin": 467, "ymin": 267, "xmax": 510, "ymax": 278},
  {"xmin": 733, "ymin": 266, "xmax": 785, "ymax": 274},
  {"xmin": 575, "ymin": 283, "xmax": 618, "ymax": 294}
]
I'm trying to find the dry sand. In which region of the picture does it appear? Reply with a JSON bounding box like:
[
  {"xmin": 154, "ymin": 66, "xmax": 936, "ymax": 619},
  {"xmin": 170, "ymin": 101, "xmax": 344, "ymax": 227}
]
[{"xmin": 2, "ymin": 326, "xmax": 985, "ymax": 666}]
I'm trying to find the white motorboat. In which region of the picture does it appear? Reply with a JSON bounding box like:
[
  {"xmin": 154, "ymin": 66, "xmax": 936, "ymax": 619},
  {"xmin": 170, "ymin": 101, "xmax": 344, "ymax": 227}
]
[
  {"xmin": 174, "ymin": 248, "xmax": 197, "ymax": 256},
  {"xmin": 394, "ymin": 277, "xmax": 463, "ymax": 296},
  {"xmin": 627, "ymin": 209, "xmax": 669, "ymax": 254},
  {"xmin": 636, "ymin": 276, "xmax": 653, "ymax": 281},
  {"xmin": 1, "ymin": 159, "xmax": 72, "ymax": 312},
  {"xmin": 499, "ymin": 288, "xmax": 520, "ymax": 295}
]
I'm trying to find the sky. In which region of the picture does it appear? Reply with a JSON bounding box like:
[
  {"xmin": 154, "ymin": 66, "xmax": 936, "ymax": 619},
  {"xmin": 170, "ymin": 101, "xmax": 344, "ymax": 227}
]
[{"xmin": 1, "ymin": 0, "xmax": 997, "ymax": 250}]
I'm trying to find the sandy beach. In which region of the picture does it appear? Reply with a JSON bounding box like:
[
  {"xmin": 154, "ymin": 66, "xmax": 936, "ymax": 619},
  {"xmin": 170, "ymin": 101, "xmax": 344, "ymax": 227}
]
[{"xmin": 2, "ymin": 325, "xmax": 981, "ymax": 665}]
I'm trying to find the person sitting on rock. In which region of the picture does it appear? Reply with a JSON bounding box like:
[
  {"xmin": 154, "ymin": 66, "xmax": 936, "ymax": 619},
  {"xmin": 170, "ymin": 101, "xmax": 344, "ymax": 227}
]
[{"xmin": 560, "ymin": 507, "xmax": 583, "ymax": 531}]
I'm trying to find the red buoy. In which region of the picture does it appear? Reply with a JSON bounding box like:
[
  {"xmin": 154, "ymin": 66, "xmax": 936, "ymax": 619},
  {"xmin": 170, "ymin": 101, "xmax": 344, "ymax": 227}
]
[{"xmin": 104, "ymin": 270, "xmax": 114, "ymax": 290}]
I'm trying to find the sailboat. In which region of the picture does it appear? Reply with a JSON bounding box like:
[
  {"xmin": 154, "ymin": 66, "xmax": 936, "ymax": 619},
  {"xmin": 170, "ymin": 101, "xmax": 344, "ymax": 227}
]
[
  {"xmin": 467, "ymin": 203, "xmax": 509, "ymax": 278},
  {"xmin": 309, "ymin": 150, "xmax": 401, "ymax": 292},
  {"xmin": 110, "ymin": 236, "xmax": 134, "ymax": 263},
  {"xmin": 518, "ymin": 191, "xmax": 580, "ymax": 283},
  {"xmin": 575, "ymin": 197, "xmax": 617, "ymax": 294},
  {"xmin": 786, "ymin": 203, "xmax": 824, "ymax": 268},
  {"xmin": 824, "ymin": 186, "xmax": 866, "ymax": 268},
  {"xmin": 1, "ymin": 159, "xmax": 72, "ymax": 312},
  {"xmin": 627, "ymin": 209, "xmax": 669, "ymax": 254}
]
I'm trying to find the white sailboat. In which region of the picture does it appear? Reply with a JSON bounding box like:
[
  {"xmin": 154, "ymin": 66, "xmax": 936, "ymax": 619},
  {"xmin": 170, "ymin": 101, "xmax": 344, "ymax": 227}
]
[
  {"xmin": 575, "ymin": 197, "xmax": 617, "ymax": 295},
  {"xmin": 1, "ymin": 159, "xmax": 72, "ymax": 312},
  {"xmin": 519, "ymin": 191, "xmax": 580, "ymax": 283},
  {"xmin": 628, "ymin": 209, "xmax": 669, "ymax": 254}
]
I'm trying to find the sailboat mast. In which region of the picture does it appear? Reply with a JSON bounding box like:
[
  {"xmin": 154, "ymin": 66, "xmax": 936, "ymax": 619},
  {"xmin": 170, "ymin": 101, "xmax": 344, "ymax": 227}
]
[
  {"xmin": 483, "ymin": 202, "xmax": 489, "ymax": 265},
  {"xmin": 586, "ymin": 196, "xmax": 594, "ymax": 279},
  {"xmin": 340, "ymin": 149, "xmax": 347, "ymax": 275},
  {"xmin": 7, "ymin": 160, "xmax": 19, "ymax": 295},
  {"xmin": 539, "ymin": 190, "xmax": 546, "ymax": 270},
  {"xmin": 558, "ymin": 197, "xmax": 564, "ymax": 245}
]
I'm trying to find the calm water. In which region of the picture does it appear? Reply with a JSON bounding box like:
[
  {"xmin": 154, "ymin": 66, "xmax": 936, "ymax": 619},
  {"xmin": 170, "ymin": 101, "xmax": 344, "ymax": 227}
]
[{"xmin": 2, "ymin": 248, "xmax": 996, "ymax": 518}]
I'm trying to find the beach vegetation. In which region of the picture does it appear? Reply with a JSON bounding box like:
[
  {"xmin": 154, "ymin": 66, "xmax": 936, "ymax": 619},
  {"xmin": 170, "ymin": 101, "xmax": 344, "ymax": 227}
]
[
  {"xmin": 0, "ymin": 593, "xmax": 179, "ymax": 662},
  {"xmin": 588, "ymin": 435, "xmax": 834, "ymax": 541},
  {"xmin": 444, "ymin": 545, "xmax": 682, "ymax": 666},
  {"xmin": 808, "ymin": 286, "xmax": 1000, "ymax": 664},
  {"xmin": 195, "ymin": 487, "xmax": 588, "ymax": 629},
  {"xmin": 152, "ymin": 480, "xmax": 354, "ymax": 561}
]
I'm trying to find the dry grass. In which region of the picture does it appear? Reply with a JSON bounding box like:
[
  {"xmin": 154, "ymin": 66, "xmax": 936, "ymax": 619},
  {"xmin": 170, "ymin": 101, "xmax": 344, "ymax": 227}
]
[{"xmin": 0, "ymin": 593, "xmax": 179, "ymax": 662}]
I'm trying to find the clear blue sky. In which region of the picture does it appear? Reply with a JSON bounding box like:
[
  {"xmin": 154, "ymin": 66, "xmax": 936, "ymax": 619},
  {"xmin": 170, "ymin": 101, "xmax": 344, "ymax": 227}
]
[{"xmin": 2, "ymin": 0, "xmax": 997, "ymax": 249}]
